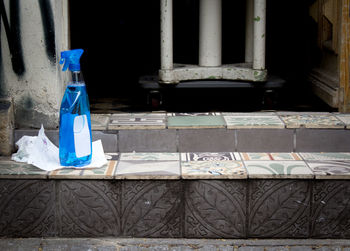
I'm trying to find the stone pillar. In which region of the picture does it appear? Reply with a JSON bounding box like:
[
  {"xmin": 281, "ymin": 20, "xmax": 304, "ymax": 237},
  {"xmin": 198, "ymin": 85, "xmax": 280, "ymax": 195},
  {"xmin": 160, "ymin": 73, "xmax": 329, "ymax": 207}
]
[
  {"xmin": 0, "ymin": 0, "xmax": 69, "ymax": 129},
  {"xmin": 0, "ymin": 98, "xmax": 14, "ymax": 155}
]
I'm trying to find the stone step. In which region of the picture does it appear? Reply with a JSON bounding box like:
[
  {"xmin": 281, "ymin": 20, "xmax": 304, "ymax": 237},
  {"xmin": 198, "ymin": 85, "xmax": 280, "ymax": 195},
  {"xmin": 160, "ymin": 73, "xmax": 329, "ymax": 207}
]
[
  {"xmin": 1, "ymin": 238, "xmax": 350, "ymax": 251},
  {"xmin": 1, "ymin": 152, "xmax": 350, "ymax": 239},
  {"xmin": 14, "ymin": 111, "xmax": 350, "ymax": 153}
]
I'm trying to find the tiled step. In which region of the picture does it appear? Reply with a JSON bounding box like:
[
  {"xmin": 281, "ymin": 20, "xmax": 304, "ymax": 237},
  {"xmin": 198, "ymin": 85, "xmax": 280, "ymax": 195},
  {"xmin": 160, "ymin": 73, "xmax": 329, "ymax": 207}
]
[
  {"xmin": 14, "ymin": 112, "xmax": 350, "ymax": 153},
  {"xmin": 1, "ymin": 152, "xmax": 350, "ymax": 239}
]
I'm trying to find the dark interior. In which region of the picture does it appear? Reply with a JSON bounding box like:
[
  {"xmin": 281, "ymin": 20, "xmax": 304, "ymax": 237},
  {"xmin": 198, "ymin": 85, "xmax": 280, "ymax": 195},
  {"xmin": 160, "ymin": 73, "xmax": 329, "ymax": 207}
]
[{"xmin": 69, "ymin": 0, "xmax": 331, "ymax": 112}]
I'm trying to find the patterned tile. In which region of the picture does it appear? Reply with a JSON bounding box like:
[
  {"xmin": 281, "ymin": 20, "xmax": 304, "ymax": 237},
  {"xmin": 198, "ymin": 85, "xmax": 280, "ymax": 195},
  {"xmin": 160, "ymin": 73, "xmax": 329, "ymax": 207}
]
[
  {"xmin": 311, "ymin": 180, "xmax": 350, "ymax": 238},
  {"xmin": 241, "ymin": 152, "xmax": 302, "ymax": 161},
  {"xmin": 300, "ymin": 152, "xmax": 350, "ymax": 160},
  {"xmin": 120, "ymin": 152, "xmax": 179, "ymax": 161},
  {"xmin": 0, "ymin": 160, "xmax": 48, "ymax": 179},
  {"xmin": 224, "ymin": 115, "xmax": 285, "ymax": 129},
  {"xmin": 81, "ymin": 161, "xmax": 118, "ymax": 179},
  {"xmin": 306, "ymin": 160, "xmax": 350, "ymax": 179},
  {"xmin": 184, "ymin": 180, "xmax": 246, "ymax": 238},
  {"xmin": 181, "ymin": 152, "xmax": 241, "ymax": 161},
  {"xmin": 91, "ymin": 114, "xmax": 110, "ymax": 130},
  {"xmin": 121, "ymin": 180, "xmax": 182, "ymax": 237},
  {"xmin": 248, "ymin": 180, "xmax": 310, "ymax": 238},
  {"xmin": 279, "ymin": 114, "xmax": 345, "ymax": 129},
  {"xmin": 244, "ymin": 161, "xmax": 313, "ymax": 178},
  {"xmin": 181, "ymin": 161, "xmax": 247, "ymax": 179},
  {"xmin": 108, "ymin": 113, "xmax": 166, "ymax": 129},
  {"xmin": 58, "ymin": 181, "xmax": 121, "ymax": 237},
  {"xmin": 335, "ymin": 114, "xmax": 350, "ymax": 129},
  {"xmin": 0, "ymin": 180, "xmax": 56, "ymax": 237},
  {"xmin": 48, "ymin": 168, "xmax": 83, "ymax": 179},
  {"xmin": 167, "ymin": 116, "xmax": 225, "ymax": 129},
  {"xmin": 222, "ymin": 112, "xmax": 277, "ymax": 116},
  {"xmin": 115, "ymin": 161, "xmax": 180, "ymax": 179}
]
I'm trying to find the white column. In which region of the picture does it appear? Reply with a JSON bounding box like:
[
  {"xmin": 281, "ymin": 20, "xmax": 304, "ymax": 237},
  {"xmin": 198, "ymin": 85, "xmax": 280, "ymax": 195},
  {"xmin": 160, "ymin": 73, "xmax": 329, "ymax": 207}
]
[
  {"xmin": 199, "ymin": 0, "xmax": 222, "ymax": 67},
  {"xmin": 160, "ymin": 0, "xmax": 173, "ymax": 70},
  {"xmin": 253, "ymin": 0, "xmax": 266, "ymax": 70},
  {"xmin": 245, "ymin": 0, "xmax": 254, "ymax": 63}
]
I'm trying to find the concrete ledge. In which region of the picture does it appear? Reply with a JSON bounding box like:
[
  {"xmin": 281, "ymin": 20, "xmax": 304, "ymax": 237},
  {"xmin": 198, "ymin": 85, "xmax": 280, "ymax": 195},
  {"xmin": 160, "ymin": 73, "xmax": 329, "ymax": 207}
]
[
  {"xmin": 0, "ymin": 98, "xmax": 14, "ymax": 156},
  {"xmin": 1, "ymin": 238, "xmax": 350, "ymax": 250}
]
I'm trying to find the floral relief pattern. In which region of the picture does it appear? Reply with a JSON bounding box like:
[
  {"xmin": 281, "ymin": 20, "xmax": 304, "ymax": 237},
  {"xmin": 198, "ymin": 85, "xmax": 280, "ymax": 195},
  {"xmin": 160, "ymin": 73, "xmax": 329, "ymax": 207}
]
[
  {"xmin": 58, "ymin": 181, "xmax": 121, "ymax": 236},
  {"xmin": 248, "ymin": 180, "xmax": 310, "ymax": 238},
  {"xmin": 0, "ymin": 180, "xmax": 56, "ymax": 237},
  {"xmin": 185, "ymin": 180, "xmax": 246, "ymax": 238}
]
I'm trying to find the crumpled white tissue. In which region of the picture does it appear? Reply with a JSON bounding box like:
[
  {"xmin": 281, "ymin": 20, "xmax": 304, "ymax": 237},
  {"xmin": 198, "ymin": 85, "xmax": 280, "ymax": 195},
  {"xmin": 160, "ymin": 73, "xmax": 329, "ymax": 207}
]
[{"xmin": 11, "ymin": 125, "xmax": 107, "ymax": 171}]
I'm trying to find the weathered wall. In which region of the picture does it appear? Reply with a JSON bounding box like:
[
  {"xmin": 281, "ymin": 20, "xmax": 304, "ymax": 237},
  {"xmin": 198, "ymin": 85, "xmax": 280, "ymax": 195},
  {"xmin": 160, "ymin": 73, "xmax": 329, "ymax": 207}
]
[{"xmin": 0, "ymin": 0, "xmax": 68, "ymax": 129}]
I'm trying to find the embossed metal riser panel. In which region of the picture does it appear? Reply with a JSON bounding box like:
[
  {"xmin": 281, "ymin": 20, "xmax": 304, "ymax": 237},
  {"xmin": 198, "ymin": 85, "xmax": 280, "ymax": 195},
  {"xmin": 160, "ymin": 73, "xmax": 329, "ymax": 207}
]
[{"xmin": 1, "ymin": 179, "xmax": 350, "ymax": 238}]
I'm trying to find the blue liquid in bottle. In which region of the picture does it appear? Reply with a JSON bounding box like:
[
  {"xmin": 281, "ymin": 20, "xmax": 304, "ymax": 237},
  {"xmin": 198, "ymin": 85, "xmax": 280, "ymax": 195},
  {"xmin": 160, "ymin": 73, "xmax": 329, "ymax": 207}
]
[{"xmin": 59, "ymin": 82, "xmax": 92, "ymax": 167}]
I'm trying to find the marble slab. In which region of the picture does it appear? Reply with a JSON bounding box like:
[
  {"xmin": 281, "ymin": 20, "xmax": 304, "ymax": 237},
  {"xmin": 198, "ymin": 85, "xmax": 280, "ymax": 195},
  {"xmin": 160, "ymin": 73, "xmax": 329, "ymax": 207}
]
[
  {"xmin": 108, "ymin": 113, "xmax": 166, "ymax": 129},
  {"xmin": 115, "ymin": 160, "xmax": 180, "ymax": 179},
  {"xmin": 181, "ymin": 152, "xmax": 241, "ymax": 161},
  {"xmin": 181, "ymin": 160, "xmax": 247, "ymax": 179},
  {"xmin": 167, "ymin": 116, "xmax": 226, "ymax": 129},
  {"xmin": 120, "ymin": 152, "xmax": 180, "ymax": 161},
  {"xmin": 224, "ymin": 115, "xmax": 285, "ymax": 129},
  {"xmin": 299, "ymin": 152, "xmax": 350, "ymax": 160},
  {"xmin": 91, "ymin": 114, "xmax": 110, "ymax": 130},
  {"xmin": 279, "ymin": 114, "xmax": 345, "ymax": 129},
  {"xmin": 241, "ymin": 152, "xmax": 302, "ymax": 161},
  {"xmin": 222, "ymin": 112, "xmax": 277, "ymax": 116},
  {"xmin": 334, "ymin": 114, "xmax": 350, "ymax": 129},
  {"xmin": 306, "ymin": 160, "xmax": 350, "ymax": 179},
  {"xmin": 0, "ymin": 160, "xmax": 48, "ymax": 179},
  {"xmin": 244, "ymin": 160, "xmax": 314, "ymax": 179}
]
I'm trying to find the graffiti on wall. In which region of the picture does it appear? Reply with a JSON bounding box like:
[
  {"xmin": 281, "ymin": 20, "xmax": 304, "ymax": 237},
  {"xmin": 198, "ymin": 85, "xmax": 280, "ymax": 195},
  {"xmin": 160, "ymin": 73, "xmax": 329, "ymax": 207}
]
[{"xmin": 0, "ymin": 0, "xmax": 56, "ymax": 77}]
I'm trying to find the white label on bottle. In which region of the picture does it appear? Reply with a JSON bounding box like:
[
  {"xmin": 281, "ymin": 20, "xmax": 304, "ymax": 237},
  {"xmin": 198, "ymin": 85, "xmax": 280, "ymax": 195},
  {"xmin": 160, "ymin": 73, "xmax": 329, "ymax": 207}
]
[{"xmin": 73, "ymin": 115, "xmax": 91, "ymax": 158}]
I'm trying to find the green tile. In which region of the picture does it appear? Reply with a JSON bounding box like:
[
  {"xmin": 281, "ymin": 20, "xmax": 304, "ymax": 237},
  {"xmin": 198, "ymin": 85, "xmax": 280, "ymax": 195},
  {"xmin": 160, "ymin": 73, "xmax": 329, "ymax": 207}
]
[
  {"xmin": 167, "ymin": 116, "xmax": 225, "ymax": 129},
  {"xmin": 0, "ymin": 160, "xmax": 48, "ymax": 179}
]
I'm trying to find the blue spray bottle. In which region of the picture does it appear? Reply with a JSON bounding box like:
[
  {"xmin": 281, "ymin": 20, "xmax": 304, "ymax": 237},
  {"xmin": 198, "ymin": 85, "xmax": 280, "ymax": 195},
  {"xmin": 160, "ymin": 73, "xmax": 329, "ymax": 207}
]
[{"xmin": 59, "ymin": 49, "xmax": 92, "ymax": 167}]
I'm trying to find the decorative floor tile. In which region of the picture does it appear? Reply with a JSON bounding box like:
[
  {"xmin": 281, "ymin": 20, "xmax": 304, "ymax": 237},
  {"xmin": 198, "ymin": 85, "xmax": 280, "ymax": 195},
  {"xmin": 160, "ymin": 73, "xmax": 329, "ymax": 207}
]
[
  {"xmin": 167, "ymin": 112, "xmax": 220, "ymax": 116},
  {"xmin": 120, "ymin": 152, "xmax": 179, "ymax": 161},
  {"xmin": 244, "ymin": 161, "xmax": 313, "ymax": 178},
  {"xmin": 108, "ymin": 113, "xmax": 166, "ymax": 129},
  {"xmin": 306, "ymin": 160, "xmax": 350, "ymax": 179},
  {"xmin": 167, "ymin": 116, "xmax": 225, "ymax": 129},
  {"xmin": 0, "ymin": 160, "xmax": 48, "ymax": 179},
  {"xmin": 335, "ymin": 114, "xmax": 350, "ymax": 129},
  {"xmin": 279, "ymin": 114, "xmax": 345, "ymax": 128},
  {"xmin": 181, "ymin": 152, "xmax": 241, "ymax": 161},
  {"xmin": 181, "ymin": 161, "xmax": 247, "ymax": 179},
  {"xmin": 222, "ymin": 112, "xmax": 277, "ymax": 116},
  {"xmin": 241, "ymin": 152, "xmax": 302, "ymax": 161},
  {"xmin": 91, "ymin": 114, "xmax": 110, "ymax": 130},
  {"xmin": 224, "ymin": 115, "xmax": 285, "ymax": 129},
  {"xmin": 115, "ymin": 161, "xmax": 180, "ymax": 179},
  {"xmin": 48, "ymin": 168, "xmax": 83, "ymax": 179},
  {"xmin": 300, "ymin": 152, "xmax": 350, "ymax": 160},
  {"xmin": 80, "ymin": 161, "xmax": 118, "ymax": 179}
]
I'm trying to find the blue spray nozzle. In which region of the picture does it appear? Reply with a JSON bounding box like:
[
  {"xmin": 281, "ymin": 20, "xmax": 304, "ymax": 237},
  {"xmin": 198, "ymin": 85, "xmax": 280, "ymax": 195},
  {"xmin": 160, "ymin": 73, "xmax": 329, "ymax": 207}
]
[{"xmin": 59, "ymin": 49, "xmax": 84, "ymax": 72}]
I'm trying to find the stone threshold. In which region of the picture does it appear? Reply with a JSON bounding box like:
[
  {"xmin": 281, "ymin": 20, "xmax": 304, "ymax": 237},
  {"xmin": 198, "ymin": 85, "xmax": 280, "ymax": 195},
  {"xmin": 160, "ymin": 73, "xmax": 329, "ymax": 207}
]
[
  {"xmin": 1, "ymin": 152, "xmax": 350, "ymax": 179},
  {"xmin": 1, "ymin": 238, "xmax": 350, "ymax": 250}
]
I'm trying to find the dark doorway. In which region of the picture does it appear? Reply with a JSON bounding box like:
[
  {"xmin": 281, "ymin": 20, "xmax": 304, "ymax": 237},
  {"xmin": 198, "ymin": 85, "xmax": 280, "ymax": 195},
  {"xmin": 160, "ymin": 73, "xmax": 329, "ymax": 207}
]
[{"xmin": 69, "ymin": 0, "xmax": 331, "ymax": 112}]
